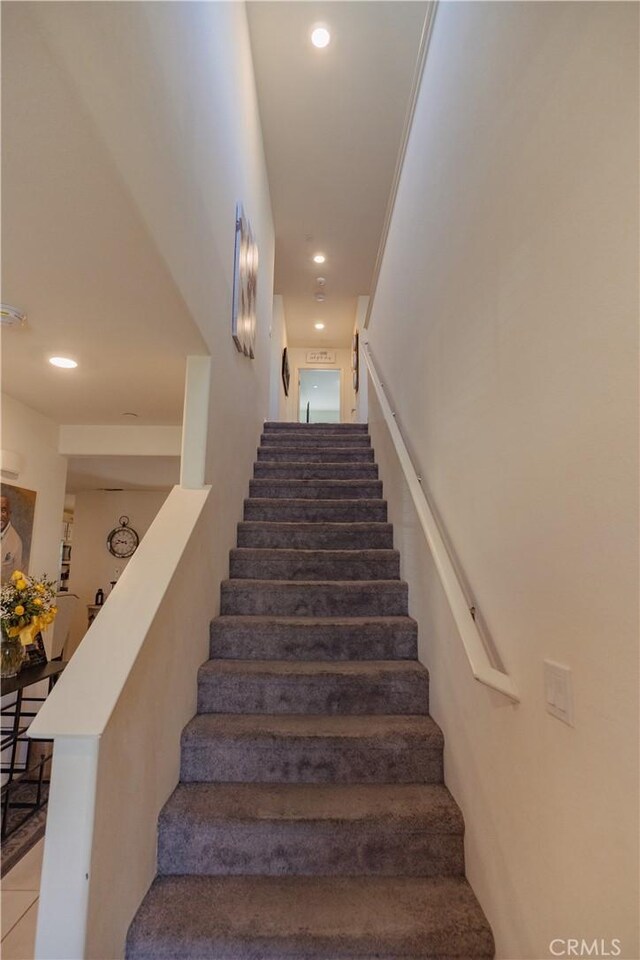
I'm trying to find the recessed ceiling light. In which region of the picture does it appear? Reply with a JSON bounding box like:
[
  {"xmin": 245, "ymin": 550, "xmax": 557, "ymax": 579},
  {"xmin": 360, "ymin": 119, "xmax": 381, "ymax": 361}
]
[
  {"xmin": 314, "ymin": 322, "xmax": 325, "ymax": 330},
  {"xmin": 313, "ymin": 253, "xmax": 326, "ymax": 264},
  {"xmin": 49, "ymin": 356, "xmax": 78, "ymax": 369},
  {"xmin": 313, "ymin": 385, "xmax": 318, "ymax": 389},
  {"xmin": 311, "ymin": 26, "xmax": 331, "ymax": 49}
]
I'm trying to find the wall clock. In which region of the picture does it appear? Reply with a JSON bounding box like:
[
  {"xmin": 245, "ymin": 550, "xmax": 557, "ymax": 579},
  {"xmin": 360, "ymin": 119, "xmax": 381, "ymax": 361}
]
[{"xmin": 106, "ymin": 516, "xmax": 139, "ymax": 559}]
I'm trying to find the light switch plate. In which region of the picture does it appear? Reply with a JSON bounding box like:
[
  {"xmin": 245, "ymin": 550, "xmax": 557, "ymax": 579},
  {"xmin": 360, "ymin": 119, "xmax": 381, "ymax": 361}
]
[{"xmin": 544, "ymin": 660, "xmax": 574, "ymax": 726}]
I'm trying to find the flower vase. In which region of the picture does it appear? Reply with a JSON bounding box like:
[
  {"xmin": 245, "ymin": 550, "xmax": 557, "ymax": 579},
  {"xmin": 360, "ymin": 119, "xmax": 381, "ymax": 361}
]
[{"xmin": 1, "ymin": 627, "xmax": 25, "ymax": 679}]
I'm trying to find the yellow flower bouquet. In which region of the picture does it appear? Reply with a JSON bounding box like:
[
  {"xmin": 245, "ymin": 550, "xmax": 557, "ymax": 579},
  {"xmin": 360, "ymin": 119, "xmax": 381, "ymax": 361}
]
[{"xmin": 1, "ymin": 571, "xmax": 58, "ymax": 678}]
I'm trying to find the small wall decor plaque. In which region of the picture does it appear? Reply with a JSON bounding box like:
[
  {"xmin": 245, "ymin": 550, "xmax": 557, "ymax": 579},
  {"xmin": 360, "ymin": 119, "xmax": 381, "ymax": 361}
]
[
  {"xmin": 232, "ymin": 203, "xmax": 259, "ymax": 359},
  {"xmin": 306, "ymin": 350, "xmax": 336, "ymax": 364}
]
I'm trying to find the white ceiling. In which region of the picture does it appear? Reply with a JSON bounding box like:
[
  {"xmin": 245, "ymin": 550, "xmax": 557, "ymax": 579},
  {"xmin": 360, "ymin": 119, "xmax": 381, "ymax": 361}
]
[
  {"xmin": 1, "ymin": 4, "xmax": 207, "ymax": 427},
  {"xmin": 247, "ymin": 1, "xmax": 428, "ymax": 348}
]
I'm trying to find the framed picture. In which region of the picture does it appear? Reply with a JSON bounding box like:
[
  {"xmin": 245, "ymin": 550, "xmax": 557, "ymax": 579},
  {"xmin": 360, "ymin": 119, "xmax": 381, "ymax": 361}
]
[
  {"xmin": 306, "ymin": 349, "xmax": 336, "ymax": 364},
  {"xmin": 23, "ymin": 631, "xmax": 48, "ymax": 668},
  {"xmin": 1, "ymin": 483, "xmax": 36, "ymax": 582},
  {"xmin": 231, "ymin": 202, "xmax": 259, "ymax": 359},
  {"xmin": 282, "ymin": 347, "xmax": 290, "ymax": 397}
]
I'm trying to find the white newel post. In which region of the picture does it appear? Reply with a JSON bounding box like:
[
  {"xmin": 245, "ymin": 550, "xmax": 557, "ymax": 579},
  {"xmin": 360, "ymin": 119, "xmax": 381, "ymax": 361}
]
[{"xmin": 35, "ymin": 736, "xmax": 99, "ymax": 960}]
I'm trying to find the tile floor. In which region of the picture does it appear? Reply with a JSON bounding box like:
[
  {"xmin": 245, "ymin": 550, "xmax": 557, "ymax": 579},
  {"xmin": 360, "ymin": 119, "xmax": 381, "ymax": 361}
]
[{"xmin": 1, "ymin": 838, "xmax": 42, "ymax": 959}]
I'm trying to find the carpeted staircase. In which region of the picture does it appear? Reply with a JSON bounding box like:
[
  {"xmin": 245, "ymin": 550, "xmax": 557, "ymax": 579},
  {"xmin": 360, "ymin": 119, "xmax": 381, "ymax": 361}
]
[{"xmin": 126, "ymin": 422, "xmax": 494, "ymax": 960}]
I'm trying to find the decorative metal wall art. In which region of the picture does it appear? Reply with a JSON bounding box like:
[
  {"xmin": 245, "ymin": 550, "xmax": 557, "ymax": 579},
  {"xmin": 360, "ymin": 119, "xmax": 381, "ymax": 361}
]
[
  {"xmin": 282, "ymin": 348, "xmax": 290, "ymax": 397},
  {"xmin": 232, "ymin": 203, "xmax": 259, "ymax": 359},
  {"xmin": 352, "ymin": 332, "xmax": 360, "ymax": 393}
]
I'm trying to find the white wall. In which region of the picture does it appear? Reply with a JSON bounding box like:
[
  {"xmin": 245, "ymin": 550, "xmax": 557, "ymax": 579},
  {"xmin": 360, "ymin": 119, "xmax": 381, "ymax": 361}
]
[
  {"xmin": 67, "ymin": 489, "xmax": 170, "ymax": 657},
  {"xmin": 269, "ymin": 295, "xmax": 288, "ymax": 421},
  {"xmin": 285, "ymin": 347, "xmax": 356, "ymax": 423},
  {"xmin": 1, "ymin": 394, "xmax": 67, "ymax": 580},
  {"xmin": 59, "ymin": 426, "xmax": 181, "ymax": 458},
  {"xmin": 367, "ymin": 3, "xmax": 638, "ymax": 958},
  {"xmin": 31, "ymin": 0, "xmax": 275, "ymax": 631}
]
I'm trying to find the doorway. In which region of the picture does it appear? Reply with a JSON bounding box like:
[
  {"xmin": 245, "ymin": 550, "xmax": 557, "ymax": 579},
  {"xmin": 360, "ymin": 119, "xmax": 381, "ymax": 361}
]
[{"xmin": 298, "ymin": 369, "xmax": 341, "ymax": 423}]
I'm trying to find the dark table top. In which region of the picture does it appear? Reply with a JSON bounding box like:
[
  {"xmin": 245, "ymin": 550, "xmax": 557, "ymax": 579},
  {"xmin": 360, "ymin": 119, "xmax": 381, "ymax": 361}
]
[{"xmin": 1, "ymin": 661, "xmax": 66, "ymax": 697}]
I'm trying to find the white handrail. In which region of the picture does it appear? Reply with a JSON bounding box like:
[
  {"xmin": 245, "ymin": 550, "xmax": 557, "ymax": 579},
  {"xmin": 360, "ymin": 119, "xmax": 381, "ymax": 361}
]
[{"xmin": 363, "ymin": 344, "xmax": 519, "ymax": 702}]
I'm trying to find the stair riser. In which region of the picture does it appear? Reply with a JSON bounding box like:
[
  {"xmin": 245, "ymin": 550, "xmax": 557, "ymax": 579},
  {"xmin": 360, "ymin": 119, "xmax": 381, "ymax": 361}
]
[
  {"xmin": 220, "ymin": 582, "xmax": 408, "ymax": 617},
  {"xmin": 180, "ymin": 738, "xmax": 443, "ymax": 784},
  {"xmin": 197, "ymin": 672, "xmax": 428, "ymax": 715},
  {"xmin": 158, "ymin": 821, "xmax": 462, "ymax": 877},
  {"xmin": 254, "ymin": 462, "xmax": 379, "ymax": 480},
  {"xmin": 249, "ymin": 480, "xmax": 382, "ymax": 500},
  {"xmin": 261, "ymin": 434, "xmax": 371, "ymax": 448},
  {"xmin": 244, "ymin": 500, "xmax": 387, "ymax": 522},
  {"xmin": 229, "ymin": 550, "xmax": 400, "ymax": 581},
  {"xmin": 210, "ymin": 619, "xmax": 418, "ymax": 661},
  {"xmin": 237, "ymin": 523, "xmax": 393, "ymax": 550},
  {"xmin": 258, "ymin": 447, "xmax": 375, "ymax": 463},
  {"xmin": 264, "ymin": 423, "xmax": 369, "ymax": 433}
]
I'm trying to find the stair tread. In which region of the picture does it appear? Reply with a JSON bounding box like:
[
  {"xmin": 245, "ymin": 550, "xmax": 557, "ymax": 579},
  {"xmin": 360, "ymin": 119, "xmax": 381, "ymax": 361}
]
[
  {"xmin": 259, "ymin": 446, "xmax": 373, "ymax": 451},
  {"xmin": 213, "ymin": 614, "xmax": 417, "ymax": 626},
  {"xmin": 238, "ymin": 520, "xmax": 392, "ymax": 532},
  {"xmin": 253, "ymin": 460, "xmax": 378, "ymax": 464},
  {"xmin": 255, "ymin": 459, "xmax": 374, "ymax": 463},
  {"xmin": 244, "ymin": 499, "xmax": 387, "ymax": 522},
  {"xmin": 161, "ymin": 782, "xmax": 461, "ymax": 829},
  {"xmin": 230, "ymin": 547, "xmax": 400, "ymax": 560},
  {"xmin": 221, "ymin": 580, "xmax": 408, "ymax": 618},
  {"xmin": 230, "ymin": 547, "xmax": 399, "ymax": 557},
  {"xmin": 247, "ymin": 497, "xmax": 385, "ymax": 505},
  {"xmin": 197, "ymin": 659, "xmax": 428, "ymax": 715},
  {"xmin": 263, "ymin": 427, "xmax": 369, "ymax": 433},
  {"xmin": 250, "ymin": 478, "xmax": 379, "ymax": 483},
  {"xmin": 260, "ymin": 433, "xmax": 371, "ymax": 441},
  {"xmin": 237, "ymin": 522, "xmax": 393, "ymax": 550},
  {"xmin": 199, "ymin": 659, "xmax": 426, "ymax": 678},
  {"xmin": 250, "ymin": 478, "xmax": 381, "ymax": 487},
  {"xmin": 222, "ymin": 578, "xmax": 405, "ymax": 587},
  {"xmin": 258, "ymin": 448, "xmax": 375, "ymax": 461},
  {"xmin": 229, "ymin": 548, "xmax": 400, "ymax": 582},
  {"xmin": 209, "ymin": 616, "xmax": 419, "ymax": 661},
  {"xmin": 183, "ymin": 712, "xmax": 442, "ymax": 742},
  {"xmin": 254, "ymin": 459, "xmax": 378, "ymax": 469},
  {"xmin": 126, "ymin": 875, "xmax": 494, "ymax": 959}
]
